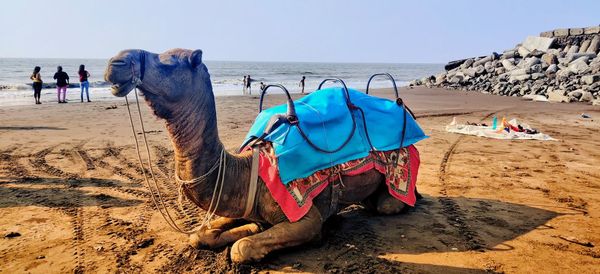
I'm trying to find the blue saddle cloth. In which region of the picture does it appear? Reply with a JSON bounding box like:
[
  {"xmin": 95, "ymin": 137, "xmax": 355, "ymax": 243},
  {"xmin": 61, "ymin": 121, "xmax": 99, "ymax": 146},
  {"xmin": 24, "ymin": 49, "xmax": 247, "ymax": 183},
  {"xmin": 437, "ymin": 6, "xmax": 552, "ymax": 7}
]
[{"xmin": 244, "ymin": 87, "xmax": 427, "ymax": 184}]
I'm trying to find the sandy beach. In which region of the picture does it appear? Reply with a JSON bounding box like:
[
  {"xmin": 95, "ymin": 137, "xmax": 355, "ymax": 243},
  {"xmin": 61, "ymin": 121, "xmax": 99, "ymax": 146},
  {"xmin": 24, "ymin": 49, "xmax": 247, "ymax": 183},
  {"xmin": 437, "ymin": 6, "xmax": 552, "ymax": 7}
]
[{"xmin": 1, "ymin": 87, "xmax": 599, "ymax": 273}]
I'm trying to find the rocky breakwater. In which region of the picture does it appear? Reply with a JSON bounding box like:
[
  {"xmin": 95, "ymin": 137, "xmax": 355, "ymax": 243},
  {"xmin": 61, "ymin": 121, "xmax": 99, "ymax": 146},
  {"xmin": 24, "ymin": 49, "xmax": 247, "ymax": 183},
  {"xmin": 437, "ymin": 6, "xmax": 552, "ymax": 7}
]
[{"xmin": 411, "ymin": 25, "xmax": 600, "ymax": 105}]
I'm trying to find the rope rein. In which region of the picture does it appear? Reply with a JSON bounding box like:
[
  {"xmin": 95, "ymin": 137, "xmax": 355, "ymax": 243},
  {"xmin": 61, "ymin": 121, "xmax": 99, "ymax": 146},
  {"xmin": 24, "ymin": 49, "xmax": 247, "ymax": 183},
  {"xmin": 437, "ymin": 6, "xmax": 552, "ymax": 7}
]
[{"xmin": 125, "ymin": 55, "xmax": 228, "ymax": 235}]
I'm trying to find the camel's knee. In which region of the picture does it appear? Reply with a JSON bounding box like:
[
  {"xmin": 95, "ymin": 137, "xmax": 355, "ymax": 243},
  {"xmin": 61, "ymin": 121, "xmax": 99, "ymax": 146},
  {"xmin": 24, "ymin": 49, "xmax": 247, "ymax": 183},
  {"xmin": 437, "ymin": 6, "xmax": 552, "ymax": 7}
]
[{"xmin": 293, "ymin": 207, "xmax": 324, "ymax": 241}]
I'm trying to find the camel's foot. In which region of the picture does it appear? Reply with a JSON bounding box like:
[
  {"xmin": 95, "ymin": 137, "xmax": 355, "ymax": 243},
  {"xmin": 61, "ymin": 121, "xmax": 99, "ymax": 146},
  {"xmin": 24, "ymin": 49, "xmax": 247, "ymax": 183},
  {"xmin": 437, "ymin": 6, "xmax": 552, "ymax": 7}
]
[
  {"xmin": 189, "ymin": 218, "xmax": 260, "ymax": 249},
  {"xmin": 230, "ymin": 237, "xmax": 266, "ymax": 264}
]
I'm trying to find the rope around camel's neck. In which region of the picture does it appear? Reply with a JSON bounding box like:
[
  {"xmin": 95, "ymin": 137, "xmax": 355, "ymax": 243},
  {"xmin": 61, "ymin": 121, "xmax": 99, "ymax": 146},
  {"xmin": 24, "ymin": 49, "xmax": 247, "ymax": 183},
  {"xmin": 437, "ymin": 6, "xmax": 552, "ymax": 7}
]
[
  {"xmin": 165, "ymin": 95, "xmax": 250, "ymax": 218},
  {"xmin": 128, "ymin": 90, "xmax": 249, "ymax": 235}
]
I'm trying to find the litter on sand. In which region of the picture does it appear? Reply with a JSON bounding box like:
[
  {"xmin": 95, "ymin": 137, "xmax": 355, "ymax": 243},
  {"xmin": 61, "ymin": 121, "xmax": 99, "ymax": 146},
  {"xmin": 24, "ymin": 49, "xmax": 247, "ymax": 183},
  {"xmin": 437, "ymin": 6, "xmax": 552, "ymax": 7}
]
[{"xmin": 446, "ymin": 116, "xmax": 556, "ymax": 141}]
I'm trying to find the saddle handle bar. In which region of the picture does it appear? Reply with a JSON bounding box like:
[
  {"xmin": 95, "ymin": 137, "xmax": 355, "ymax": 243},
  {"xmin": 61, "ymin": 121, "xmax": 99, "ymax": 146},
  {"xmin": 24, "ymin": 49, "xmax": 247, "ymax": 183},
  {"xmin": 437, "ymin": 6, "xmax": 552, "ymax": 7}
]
[
  {"xmin": 317, "ymin": 78, "xmax": 352, "ymax": 106},
  {"xmin": 366, "ymin": 73, "xmax": 416, "ymax": 119},
  {"xmin": 365, "ymin": 73, "xmax": 399, "ymax": 99},
  {"xmin": 255, "ymin": 80, "xmax": 358, "ymax": 154},
  {"xmin": 258, "ymin": 84, "xmax": 297, "ymax": 119}
]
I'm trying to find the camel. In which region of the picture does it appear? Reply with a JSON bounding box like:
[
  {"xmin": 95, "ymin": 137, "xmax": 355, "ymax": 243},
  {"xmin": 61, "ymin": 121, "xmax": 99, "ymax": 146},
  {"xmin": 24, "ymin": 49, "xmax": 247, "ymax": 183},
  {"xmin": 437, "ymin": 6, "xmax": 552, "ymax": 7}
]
[{"xmin": 104, "ymin": 48, "xmax": 416, "ymax": 264}]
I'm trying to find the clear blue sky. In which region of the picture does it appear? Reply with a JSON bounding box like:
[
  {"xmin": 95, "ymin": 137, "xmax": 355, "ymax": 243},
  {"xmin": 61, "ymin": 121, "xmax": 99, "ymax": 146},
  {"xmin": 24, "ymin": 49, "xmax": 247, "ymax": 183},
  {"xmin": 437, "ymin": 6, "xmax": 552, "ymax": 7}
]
[{"xmin": 1, "ymin": 0, "xmax": 598, "ymax": 63}]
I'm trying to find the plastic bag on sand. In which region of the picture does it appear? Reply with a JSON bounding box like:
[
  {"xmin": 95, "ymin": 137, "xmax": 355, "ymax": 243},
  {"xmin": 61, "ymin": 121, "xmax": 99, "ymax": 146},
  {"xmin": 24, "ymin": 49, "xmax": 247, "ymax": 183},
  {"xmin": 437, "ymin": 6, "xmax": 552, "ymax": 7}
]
[{"xmin": 446, "ymin": 117, "xmax": 556, "ymax": 141}]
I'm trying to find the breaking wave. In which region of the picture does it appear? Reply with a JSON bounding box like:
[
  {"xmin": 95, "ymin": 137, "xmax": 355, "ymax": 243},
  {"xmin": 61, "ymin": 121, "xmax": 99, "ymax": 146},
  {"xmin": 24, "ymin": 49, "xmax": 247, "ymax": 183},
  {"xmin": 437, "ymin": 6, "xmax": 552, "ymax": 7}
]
[{"xmin": 0, "ymin": 81, "xmax": 111, "ymax": 91}]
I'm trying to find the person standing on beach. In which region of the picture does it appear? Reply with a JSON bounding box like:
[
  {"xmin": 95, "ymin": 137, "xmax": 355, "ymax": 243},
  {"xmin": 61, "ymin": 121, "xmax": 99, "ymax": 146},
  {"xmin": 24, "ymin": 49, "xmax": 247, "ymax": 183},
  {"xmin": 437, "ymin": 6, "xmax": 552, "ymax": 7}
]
[
  {"xmin": 243, "ymin": 75, "xmax": 247, "ymax": 94},
  {"xmin": 30, "ymin": 66, "xmax": 43, "ymax": 104},
  {"xmin": 259, "ymin": 82, "xmax": 266, "ymax": 92},
  {"xmin": 246, "ymin": 75, "xmax": 252, "ymax": 95},
  {"xmin": 78, "ymin": 65, "xmax": 91, "ymax": 102},
  {"xmin": 53, "ymin": 66, "xmax": 69, "ymax": 103},
  {"xmin": 299, "ymin": 76, "xmax": 306, "ymax": 94}
]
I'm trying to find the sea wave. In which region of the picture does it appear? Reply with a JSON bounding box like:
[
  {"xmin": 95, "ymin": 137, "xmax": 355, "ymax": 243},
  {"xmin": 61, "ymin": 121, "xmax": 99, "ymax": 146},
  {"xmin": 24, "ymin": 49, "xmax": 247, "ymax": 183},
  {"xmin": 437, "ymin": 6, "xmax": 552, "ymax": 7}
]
[{"xmin": 0, "ymin": 81, "xmax": 112, "ymax": 91}]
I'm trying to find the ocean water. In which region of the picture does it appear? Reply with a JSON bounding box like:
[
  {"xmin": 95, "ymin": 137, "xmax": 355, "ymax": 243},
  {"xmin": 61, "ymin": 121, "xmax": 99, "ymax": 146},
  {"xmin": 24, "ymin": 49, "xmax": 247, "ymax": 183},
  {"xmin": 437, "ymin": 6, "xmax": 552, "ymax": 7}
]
[{"xmin": 0, "ymin": 58, "xmax": 443, "ymax": 106}]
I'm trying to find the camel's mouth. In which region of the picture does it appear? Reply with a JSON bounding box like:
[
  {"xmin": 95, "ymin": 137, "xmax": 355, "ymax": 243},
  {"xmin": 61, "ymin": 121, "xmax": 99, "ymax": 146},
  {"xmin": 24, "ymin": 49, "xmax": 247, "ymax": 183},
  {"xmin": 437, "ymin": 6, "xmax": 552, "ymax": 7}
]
[
  {"xmin": 110, "ymin": 81, "xmax": 136, "ymax": 97},
  {"xmin": 105, "ymin": 56, "xmax": 139, "ymax": 97},
  {"xmin": 105, "ymin": 63, "xmax": 136, "ymax": 97}
]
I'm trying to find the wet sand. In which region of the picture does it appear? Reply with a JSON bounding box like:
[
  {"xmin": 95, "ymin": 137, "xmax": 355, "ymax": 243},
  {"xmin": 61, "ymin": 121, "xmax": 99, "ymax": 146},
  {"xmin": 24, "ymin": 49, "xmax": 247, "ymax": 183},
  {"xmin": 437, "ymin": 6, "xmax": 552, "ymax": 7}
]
[{"xmin": 0, "ymin": 87, "xmax": 599, "ymax": 273}]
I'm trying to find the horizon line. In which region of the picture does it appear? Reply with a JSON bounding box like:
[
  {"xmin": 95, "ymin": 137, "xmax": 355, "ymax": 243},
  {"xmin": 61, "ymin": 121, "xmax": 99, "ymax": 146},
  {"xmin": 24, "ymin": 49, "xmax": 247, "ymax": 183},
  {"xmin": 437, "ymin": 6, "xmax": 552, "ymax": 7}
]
[{"xmin": 0, "ymin": 56, "xmax": 445, "ymax": 65}]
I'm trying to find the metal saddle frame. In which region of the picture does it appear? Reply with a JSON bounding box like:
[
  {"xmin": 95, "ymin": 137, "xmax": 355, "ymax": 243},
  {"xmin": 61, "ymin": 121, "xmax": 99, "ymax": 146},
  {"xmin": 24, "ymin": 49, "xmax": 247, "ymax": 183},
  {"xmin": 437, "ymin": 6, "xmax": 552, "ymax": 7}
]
[{"xmin": 238, "ymin": 73, "xmax": 416, "ymax": 155}]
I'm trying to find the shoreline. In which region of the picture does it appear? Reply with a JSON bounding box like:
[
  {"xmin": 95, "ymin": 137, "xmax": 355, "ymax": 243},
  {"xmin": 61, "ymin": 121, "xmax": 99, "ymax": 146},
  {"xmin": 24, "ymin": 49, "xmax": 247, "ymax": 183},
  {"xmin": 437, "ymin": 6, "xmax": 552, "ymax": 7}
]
[
  {"xmin": 3, "ymin": 84, "xmax": 599, "ymax": 108},
  {"xmin": 0, "ymin": 83, "xmax": 412, "ymax": 107}
]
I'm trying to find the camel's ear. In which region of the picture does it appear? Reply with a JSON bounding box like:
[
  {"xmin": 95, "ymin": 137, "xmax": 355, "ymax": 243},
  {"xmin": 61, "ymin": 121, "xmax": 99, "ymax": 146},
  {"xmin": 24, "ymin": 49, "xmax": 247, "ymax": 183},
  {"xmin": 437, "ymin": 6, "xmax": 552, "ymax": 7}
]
[{"xmin": 189, "ymin": 49, "xmax": 203, "ymax": 68}]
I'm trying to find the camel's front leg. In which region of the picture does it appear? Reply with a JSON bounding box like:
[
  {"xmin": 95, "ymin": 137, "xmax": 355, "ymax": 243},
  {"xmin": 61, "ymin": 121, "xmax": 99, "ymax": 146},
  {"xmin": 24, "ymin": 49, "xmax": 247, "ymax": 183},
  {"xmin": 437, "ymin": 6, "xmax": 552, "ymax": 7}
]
[
  {"xmin": 230, "ymin": 207, "xmax": 323, "ymax": 264},
  {"xmin": 189, "ymin": 217, "xmax": 261, "ymax": 249}
]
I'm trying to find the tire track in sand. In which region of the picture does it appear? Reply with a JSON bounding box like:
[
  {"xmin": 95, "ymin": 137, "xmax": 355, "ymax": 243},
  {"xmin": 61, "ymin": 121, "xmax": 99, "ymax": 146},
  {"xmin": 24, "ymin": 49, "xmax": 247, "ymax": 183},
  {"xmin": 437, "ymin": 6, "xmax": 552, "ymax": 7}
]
[
  {"xmin": 28, "ymin": 146, "xmax": 87, "ymax": 273},
  {"xmin": 90, "ymin": 146, "xmax": 160, "ymax": 272},
  {"xmin": 0, "ymin": 146, "xmax": 39, "ymax": 183},
  {"xmin": 437, "ymin": 111, "xmax": 500, "ymax": 251}
]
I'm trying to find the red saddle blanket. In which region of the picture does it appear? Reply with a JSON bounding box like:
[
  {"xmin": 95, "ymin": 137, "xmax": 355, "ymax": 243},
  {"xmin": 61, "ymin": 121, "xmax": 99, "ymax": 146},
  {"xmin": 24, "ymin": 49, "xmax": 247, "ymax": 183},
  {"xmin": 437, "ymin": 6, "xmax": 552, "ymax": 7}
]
[{"xmin": 258, "ymin": 144, "xmax": 420, "ymax": 222}]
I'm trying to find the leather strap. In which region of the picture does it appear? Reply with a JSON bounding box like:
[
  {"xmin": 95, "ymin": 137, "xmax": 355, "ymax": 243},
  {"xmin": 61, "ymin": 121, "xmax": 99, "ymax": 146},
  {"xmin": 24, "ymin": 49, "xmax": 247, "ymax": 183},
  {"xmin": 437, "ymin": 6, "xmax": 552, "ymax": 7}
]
[{"xmin": 243, "ymin": 147, "xmax": 260, "ymax": 218}]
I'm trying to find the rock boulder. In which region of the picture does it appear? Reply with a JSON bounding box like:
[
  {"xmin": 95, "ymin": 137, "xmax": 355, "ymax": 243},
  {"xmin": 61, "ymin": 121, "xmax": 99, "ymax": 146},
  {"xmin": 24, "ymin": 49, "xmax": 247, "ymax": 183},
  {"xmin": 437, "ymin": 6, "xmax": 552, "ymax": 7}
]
[
  {"xmin": 568, "ymin": 57, "xmax": 591, "ymax": 74},
  {"xmin": 587, "ymin": 35, "xmax": 600, "ymax": 54},
  {"xmin": 548, "ymin": 89, "xmax": 570, "ymax": 103},
  {"xmin": 581, "ymin": 74, "xmax": 600, "ymax": 85},
  {"xmin": 542, "ymin": 53, "xmax": 558, "ymax": 65},
  {"xmin": 580, "ymin": 90, "xmax": 594, "ymax": 102}
]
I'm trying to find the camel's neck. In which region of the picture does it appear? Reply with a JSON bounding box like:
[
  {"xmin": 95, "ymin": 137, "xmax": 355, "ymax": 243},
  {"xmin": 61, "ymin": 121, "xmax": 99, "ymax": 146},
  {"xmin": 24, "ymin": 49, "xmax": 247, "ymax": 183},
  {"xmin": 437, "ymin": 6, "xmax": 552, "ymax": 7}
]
[{"xmin": 166, "ymin": 93, "xmax": 251, "ymax": 218}]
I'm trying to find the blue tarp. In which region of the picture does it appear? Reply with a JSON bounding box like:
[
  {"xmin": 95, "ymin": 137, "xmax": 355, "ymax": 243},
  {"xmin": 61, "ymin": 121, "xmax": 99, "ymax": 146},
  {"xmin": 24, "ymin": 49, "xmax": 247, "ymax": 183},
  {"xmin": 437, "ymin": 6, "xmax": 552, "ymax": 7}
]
[{"xmin": 244, "ymin": 87, "xmax": 427, "ymax": 184}]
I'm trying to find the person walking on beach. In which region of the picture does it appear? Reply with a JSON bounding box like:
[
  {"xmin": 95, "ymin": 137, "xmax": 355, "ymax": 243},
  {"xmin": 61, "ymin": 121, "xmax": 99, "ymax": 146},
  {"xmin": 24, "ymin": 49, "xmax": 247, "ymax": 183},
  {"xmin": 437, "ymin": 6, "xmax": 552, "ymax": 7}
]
[
  {"xmin": 299, "ymin": 76, "xmax": 306, "ymax": 94},
  {"xmin": 53, "ymin": 66, "xmax": 69, "ymax": 103},
  {"xmin": 30, "ymin": 66, "xmax": 43, "ymax": 104},
  {"xmin": 246, "ymin": 75, "xmax": 252, "ymax": 95},
  {"xmin": 78, "ymin": 65, "xmax": 91, "ymax": 102},
  {"xmin": 243, "ymin": 75, "xmax": 247, "ymax": 94},
  {"xmin": 259, "ymin": 82, "xmax": 266, "ymax": 92}
]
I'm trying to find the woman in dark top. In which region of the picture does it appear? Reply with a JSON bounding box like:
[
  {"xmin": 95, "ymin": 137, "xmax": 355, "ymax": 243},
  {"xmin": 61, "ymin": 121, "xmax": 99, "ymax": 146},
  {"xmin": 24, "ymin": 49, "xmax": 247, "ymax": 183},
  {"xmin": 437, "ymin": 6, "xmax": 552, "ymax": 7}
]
[
  {"xmin": 30, "ymin": 66, "xmax": 43, "ymax": 104},
  {"xmin": 246, "ymin": 75, "xmax": 252, "ymax": 95},
  {"xmin": 78, "ymin": 64, "xmax": 91, "ymax": 102},
  {"xmin": 53, "ymin": 66, "xmax": 69, "ymax": 103}
]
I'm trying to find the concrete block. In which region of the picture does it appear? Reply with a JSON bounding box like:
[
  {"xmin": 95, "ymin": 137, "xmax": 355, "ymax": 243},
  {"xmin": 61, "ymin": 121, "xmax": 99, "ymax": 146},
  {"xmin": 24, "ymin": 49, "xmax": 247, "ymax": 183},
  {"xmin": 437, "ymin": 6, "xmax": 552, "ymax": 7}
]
[
  {"xmin": 584, "ymin": 26, "xmax": 600, "ymax": 34},
  {"xmin": 554, "ymin": 28, "xmax": 569, "ymax": 37},
  {"xmin": 580, "ymin": 39, "xmax": 591, "ymax": 53},
  {"xmin": 540, "ymin": 31, "xmax": 554, "ymax": 38},
  {"xmin": 587, "ymin": 35, "xmax": 600, "ymax": 54},
  {"xmin": 522, "ymin": 36, "xmax": 555, "ymax": 52},
  {"xmin": 569, "ymin": 28, "xmax": 584, "ymax": 36}
]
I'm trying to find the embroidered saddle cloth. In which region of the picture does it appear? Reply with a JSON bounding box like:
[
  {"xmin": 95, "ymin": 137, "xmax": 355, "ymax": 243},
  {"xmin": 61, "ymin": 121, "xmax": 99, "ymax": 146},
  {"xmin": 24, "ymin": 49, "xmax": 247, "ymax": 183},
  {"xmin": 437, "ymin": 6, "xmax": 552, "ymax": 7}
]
[{"xmin": 257, "ymin": 143, "xmax": 421, "ymax": 222}]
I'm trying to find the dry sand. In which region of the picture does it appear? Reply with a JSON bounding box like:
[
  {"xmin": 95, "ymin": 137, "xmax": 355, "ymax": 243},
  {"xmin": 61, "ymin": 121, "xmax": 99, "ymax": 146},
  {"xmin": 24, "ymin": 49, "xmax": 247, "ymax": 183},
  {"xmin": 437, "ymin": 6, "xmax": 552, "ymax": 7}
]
[{"xmin": 0, "ymin": 87, "xmax": 599, "ymax": 273}]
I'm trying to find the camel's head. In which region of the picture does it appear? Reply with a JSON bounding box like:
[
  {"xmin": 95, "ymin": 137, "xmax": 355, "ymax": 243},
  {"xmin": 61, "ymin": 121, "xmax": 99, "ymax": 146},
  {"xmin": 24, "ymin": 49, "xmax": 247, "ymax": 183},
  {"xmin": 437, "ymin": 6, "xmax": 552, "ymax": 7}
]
[{"xmin": 104, "ymin": 48, "xmax": 212, "ymax": 119}]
